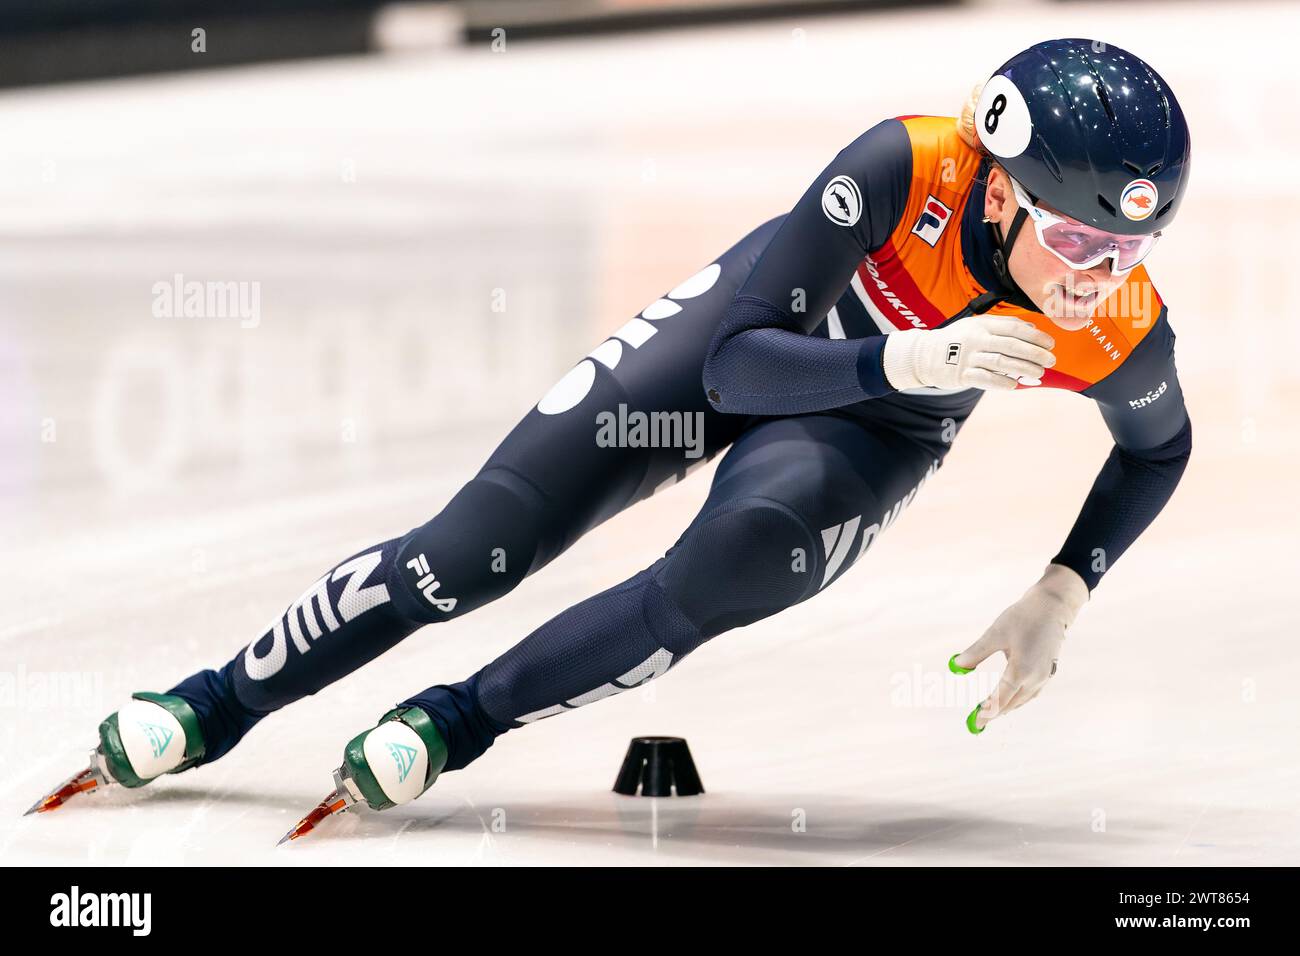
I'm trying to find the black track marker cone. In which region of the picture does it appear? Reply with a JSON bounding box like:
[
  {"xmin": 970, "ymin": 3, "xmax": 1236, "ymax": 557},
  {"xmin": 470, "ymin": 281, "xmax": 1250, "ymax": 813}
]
[{"xmin": 613, "ymin": 737, "xmax": 704, "ymax": 797}]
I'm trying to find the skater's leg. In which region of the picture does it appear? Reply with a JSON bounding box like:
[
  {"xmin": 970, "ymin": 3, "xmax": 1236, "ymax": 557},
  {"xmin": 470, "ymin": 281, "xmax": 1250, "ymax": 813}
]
[
  {"xmin": 395, "ymin": 411, "xmax": 951, "ymax": 776},
  {"xmin": 160, "ymin": 218, "xmax": 783, "ymax": 769}
]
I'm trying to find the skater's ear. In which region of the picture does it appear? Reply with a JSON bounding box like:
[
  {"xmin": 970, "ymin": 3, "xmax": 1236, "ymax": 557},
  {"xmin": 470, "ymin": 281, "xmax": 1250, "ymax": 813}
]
[{"xmin": 983, "ymin": 164, "xmax": 1014, "ymax": 223}]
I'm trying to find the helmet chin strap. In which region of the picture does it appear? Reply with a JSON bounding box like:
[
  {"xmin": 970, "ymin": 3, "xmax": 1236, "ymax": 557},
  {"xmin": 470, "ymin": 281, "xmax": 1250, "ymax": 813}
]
[
  {"xmin": 943, "ymin": 206, "xmax": 1041, "ymax": 326},
  {"xmin": 984, "ymin": 207, "xmax": 1041, "ymax": 313}
]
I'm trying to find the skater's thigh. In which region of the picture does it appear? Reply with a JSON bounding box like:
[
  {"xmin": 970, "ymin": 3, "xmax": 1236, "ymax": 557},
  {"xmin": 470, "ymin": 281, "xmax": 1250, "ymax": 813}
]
[
  {"xmin": 481, "ymin": 216, "xmax": 785, "ymax": 559},
  {"xmin": 708, "ymin": 413, "xmax": 938, "ymax": 538},
  {"xmin": 465, "ymin": 412, "xmax": 945, "ymax": 732},
  {"xmin": 652, "ymin": 412, "xmax": 941, "ymax": 635}
]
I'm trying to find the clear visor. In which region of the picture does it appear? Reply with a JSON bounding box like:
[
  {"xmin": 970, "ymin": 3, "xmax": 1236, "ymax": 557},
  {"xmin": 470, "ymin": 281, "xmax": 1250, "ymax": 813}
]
[{"xmin": 1010, "ymin": 177, "xmax": 1160, "ymax": 274}]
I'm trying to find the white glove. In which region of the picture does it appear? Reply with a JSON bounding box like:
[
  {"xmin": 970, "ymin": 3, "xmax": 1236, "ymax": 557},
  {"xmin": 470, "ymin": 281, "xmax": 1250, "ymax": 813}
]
[
  {"xmin": 882, "ymin": 314, "xmax": 1056, "ymax": 391},
  {"xmin": 950, "ymin": 563, "xmax": 1088, "ymax": 732}
]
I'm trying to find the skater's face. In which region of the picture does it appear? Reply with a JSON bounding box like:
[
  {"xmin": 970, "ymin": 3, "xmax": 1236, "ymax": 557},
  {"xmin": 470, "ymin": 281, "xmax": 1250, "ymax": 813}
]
[{"xmin": 982, "ymin": 165, "xmax": 1130, "ymax": 332}]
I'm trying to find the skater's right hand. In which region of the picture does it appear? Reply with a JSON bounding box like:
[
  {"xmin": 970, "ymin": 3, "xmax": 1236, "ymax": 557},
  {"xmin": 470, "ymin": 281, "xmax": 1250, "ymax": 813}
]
[{"xmin": 882, "ymin": 315, "xmax": 1056, "ymax": 391}]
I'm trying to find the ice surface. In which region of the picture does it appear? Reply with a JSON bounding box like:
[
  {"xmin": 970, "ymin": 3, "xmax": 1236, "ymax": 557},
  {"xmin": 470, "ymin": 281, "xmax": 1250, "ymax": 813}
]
[{"xmin": 2, "ymin": 1, "xmax": 1298, "ymax": 865}]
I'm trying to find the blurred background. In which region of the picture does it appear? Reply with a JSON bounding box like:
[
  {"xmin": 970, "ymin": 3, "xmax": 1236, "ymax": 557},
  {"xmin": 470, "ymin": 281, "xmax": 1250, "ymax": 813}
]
[{"xmin": 1, "ymin": 0, "xmax": 1297, "ymax": 865}]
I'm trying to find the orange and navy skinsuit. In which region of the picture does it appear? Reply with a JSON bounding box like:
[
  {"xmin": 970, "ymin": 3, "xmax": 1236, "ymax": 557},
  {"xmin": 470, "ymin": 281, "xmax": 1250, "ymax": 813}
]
[
  {"xmin": 704, "ymin": 115, "xmax": 1192, "ymax": 591},
  {"xmin": 163, "ymin": 117, "xmax": 1193, "ymax": 773}
]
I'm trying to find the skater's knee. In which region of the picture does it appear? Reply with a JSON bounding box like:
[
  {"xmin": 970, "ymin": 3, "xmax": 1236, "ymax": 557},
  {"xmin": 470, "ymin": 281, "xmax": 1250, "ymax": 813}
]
[
  {"xmin": 653, "ymin": 496, "xmax": 820, "ymax": 639},
  {"xmin": 388, "ymin": 468, "xmax": 548, "ymax": 623}
]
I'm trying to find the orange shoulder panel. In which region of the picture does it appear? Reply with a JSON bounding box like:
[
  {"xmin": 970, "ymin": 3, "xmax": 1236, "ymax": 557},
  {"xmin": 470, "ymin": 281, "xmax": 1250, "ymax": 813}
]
[
  {"xmin": 993, "ymin": 266, "xmax": 1165, "ymax": 389},
  {"xmin": 885, "ymin": 116, "xmax": 986, "ymax": 319},
  {"xmin": 893, "ymin": 116, "xmax": 983, "ymax": 239},
  {"xmin": 876, "ymin": 116, "xmax": 1166, "ymax": 392}
]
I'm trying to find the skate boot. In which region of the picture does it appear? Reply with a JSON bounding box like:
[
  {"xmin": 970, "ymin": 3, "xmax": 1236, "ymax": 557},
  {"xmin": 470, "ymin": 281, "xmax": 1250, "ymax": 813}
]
[
  {"xmin": 279, "ymin": 706, "xmax": 447, "ymax": 843},
  {"xmin": 24, "ymin": 692, "xmax": 206, "ymax": 814}
]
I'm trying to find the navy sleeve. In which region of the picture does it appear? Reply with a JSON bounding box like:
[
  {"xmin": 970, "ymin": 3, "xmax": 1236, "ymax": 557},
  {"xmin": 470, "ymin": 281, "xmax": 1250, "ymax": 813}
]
[
  {"xmin": 1052, "ymin": 307, "xmax": 1192, "ymax": 590},
  {"xmin": 702, "ymin": 119, "xmax": 913, "ymax": 415}
]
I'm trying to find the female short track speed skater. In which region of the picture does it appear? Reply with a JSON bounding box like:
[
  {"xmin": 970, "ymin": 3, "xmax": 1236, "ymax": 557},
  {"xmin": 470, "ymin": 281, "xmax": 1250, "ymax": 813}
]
[{"xmin": 31, "ymin": 39, "xmax": 1193, "ymax": 836}]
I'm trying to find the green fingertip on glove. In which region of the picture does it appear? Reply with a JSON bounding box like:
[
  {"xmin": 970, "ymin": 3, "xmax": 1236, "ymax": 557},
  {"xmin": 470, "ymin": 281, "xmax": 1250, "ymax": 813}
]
[
  {"xmin": 948, "ymin": 656, "xmax": 983, "ymax": 733},
  {"xmin": 948, "ymin": 654, "xmax": 973, "ymax": 675}
]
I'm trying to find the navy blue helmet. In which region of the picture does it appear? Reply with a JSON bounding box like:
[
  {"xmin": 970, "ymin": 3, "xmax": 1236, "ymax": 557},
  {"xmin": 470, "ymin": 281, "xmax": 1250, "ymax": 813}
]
[{"xmin": 975, "ymin": 39, "xmax": 1191, "ymax": 236}]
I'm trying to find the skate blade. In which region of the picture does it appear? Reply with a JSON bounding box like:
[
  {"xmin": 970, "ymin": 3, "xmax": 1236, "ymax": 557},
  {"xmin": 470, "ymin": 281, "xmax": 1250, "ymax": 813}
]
[
  {"xmin": 24, "ymin": 767, "xmax": 102, "ymax": 816},
  {"xmin": 277, "ymin": 785, "xmax": 354, "ymax": 845}
]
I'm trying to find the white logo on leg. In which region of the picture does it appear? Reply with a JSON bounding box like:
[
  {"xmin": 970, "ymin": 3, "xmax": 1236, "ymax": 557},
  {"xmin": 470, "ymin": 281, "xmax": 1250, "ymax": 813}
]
[
  {"xmin": 243, "ymin": 549, "xmax": 392, "ymax": 681},
  {"xmin": 515, "ymin": 648, "xmax": 674, "ymax": 723},
  {"xmin": 406, "ymin": 553, "xmax": 458, "ymax": 613}
]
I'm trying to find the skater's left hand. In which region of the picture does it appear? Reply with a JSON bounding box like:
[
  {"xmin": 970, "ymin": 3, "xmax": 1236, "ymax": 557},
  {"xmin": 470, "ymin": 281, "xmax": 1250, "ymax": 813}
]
[{"xmin": 950, "ymin": 563, "xmax": 1088, "ymax": 733}]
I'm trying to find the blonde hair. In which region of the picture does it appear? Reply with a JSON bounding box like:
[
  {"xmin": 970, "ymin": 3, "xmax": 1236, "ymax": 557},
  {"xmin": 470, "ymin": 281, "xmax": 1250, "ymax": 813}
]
[
  {"xmin": 959, "ymin": 81, "xmax": 1007, "ymax": 191},
  {"xmin": 957, "ymin": 82, "xmax": 985, "ymax": 151}
]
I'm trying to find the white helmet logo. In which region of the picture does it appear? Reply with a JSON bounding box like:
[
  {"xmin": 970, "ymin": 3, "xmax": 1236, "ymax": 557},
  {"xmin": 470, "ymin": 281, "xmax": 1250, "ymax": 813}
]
[
  {"xmin": 1121, "ymin": 178, "xmax": 1159, "ymax": 222},
  {"xmin": 976, "ymin": 75, "xmax": 1033, "ymax": 159},
  {"xmin": 821, "ymin": 175, "xmax": 862, "ymax": 227}
]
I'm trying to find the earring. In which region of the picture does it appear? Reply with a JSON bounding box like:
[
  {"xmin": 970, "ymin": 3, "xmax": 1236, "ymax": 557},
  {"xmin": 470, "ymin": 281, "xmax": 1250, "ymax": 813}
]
[{"xmin": 981, "ymin": 216, "xmax": 995, "ymax": 224}]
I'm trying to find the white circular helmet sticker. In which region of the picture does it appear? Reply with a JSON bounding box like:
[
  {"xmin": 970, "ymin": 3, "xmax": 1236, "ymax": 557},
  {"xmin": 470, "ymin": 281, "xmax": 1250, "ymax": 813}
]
[
  {"xmin": 976, "ymin": 75, "xmax": 1033, "ymax": 159},
  {"xmin": 1120, "ymin": 178, "xmax": 1159, "ymax": 221},
  {"xmin": 821, "ymin": 175, "xmax": 862, "ymax": 227}
]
